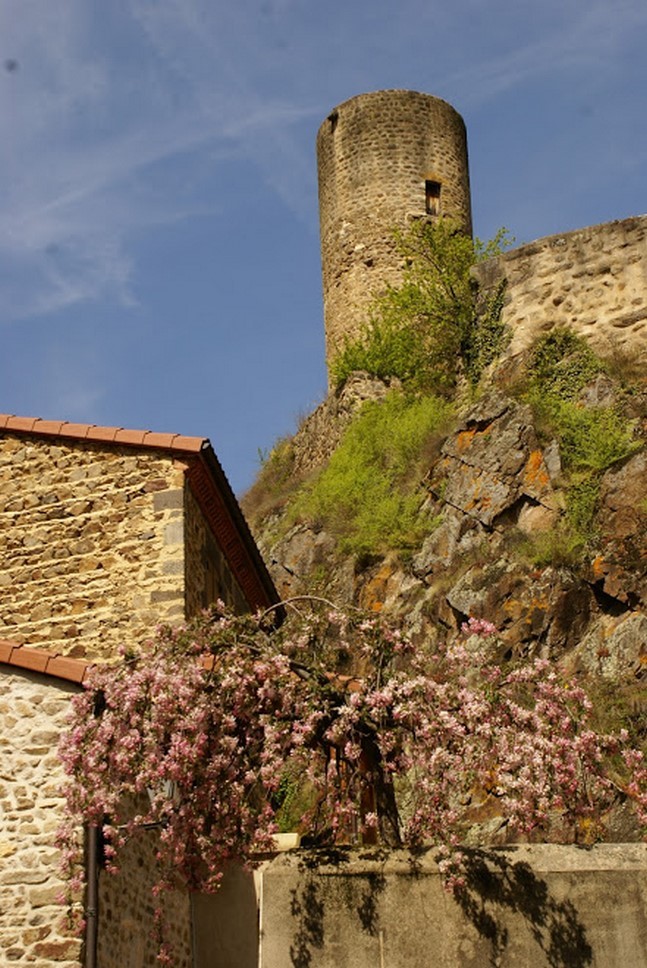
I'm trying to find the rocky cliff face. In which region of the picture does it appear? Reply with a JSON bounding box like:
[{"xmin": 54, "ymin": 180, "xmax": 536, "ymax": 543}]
[{"xmin": 243, "ymin": 362, "xmax": 646, "ymax": 752}]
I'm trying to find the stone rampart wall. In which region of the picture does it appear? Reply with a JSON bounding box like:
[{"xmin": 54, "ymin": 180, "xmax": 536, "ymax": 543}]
[
  {"xmin": 475, "ymin": 215, "xmax": 647, "ymax": 363},
  {"xmin": 0, "ymin": 435, "xmax": 187, "ymax": 659}
]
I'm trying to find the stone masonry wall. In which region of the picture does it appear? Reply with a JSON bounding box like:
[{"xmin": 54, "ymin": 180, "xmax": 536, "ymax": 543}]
[
  {"xmin": 474, "ymin": 215, "xmax": 647, "ymax": 363},
  {"xmin": 0, "ymin": 666, "xmax": 193, "ymax": 968},
  {"xmin": 184, "ymin": 483, "xmax": 248, "ymax": 618},
  {"xmin": 0, "ymin": 668, "xmax": 81, "ymax": 966},
  {"xmin": 97, "ymin": 817, "xmax": 192, "ymax": 968},
  {"xmin": 317, "ymin": 90, "xmax": 471, "ymax": 371},
  {"xmin": 0, "ymin": 435, "xmax": 187, "ymax": 660}
]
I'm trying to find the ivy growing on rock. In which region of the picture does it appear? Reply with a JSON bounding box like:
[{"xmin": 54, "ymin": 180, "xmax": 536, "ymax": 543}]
[{"xmin": 58, "ymin": 601, "xmax": 646, "ymax": 962}]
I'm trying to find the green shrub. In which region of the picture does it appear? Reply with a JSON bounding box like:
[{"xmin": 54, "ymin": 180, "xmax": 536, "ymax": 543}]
[
  {"xmin": 528, "ymin": 392, "xmax": 639, "ymax": 474},
  {"xmin": 522, "ymin": 328, "xmax": 640, "ymax": 556},
  {"xmin": 527, "ymin": 327, "xmax": 605, "ymax": 401},
  {"xmin": 330, "ymin": 219, "xmax": 511, "ymax": 394},
  {"xmin": 241, "ymin": 437, "xmax": 299, "ymax": 528},
  {"xmin": 289, "ymin": 392, "xmax": 453, "ymax": 555}
]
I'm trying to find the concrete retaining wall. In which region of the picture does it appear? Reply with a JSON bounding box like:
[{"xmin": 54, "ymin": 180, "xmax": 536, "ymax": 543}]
[{"xmin": 259, "ymin": 845, "xmax": 647, "ymax": 968}]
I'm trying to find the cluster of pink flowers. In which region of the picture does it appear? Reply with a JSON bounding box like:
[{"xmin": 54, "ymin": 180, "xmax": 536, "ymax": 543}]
[{"xmin": 58, "ymin": 603, "xmax": 647, "ymax": 961}]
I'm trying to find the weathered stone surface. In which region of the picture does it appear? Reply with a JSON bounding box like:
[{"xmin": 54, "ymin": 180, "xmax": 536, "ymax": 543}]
[
  {"xmin": 473, "ymin": 216, "xmax": 647, "ymax": 366},
  {"xmin": 0, "ymin": 670, "xmax": 79, "ymax": 963},
  {"xmin": 573, "ymin": 612, "xmax": 647, "ymax": 681},
  {"xmin": 428, "ymin": 392, "xmax": 557, "ymax": 530},
  {"xmin": 0, "ymin": 435, "xmax": 247, "ymax": 658},
  {"xmin": 591, "ymin": 451, "xmax": 647, "ymax": 607},
  {"xmin": 260, "ymin": 845, "xmax": 647, "ymax": 968}
]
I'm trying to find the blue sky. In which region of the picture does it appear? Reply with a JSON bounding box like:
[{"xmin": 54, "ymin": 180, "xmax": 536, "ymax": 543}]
[{"xmin": 2, "ymin": 1, "xmax": 646, "ymax": 494}]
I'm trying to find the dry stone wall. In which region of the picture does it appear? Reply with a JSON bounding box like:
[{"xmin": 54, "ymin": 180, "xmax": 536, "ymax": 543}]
[
  {"xmin": 475, "ymin": 216, "xmax": 647, "ymax": 363},
  {"xmin": 0, "ymin": 668, "xmax": 81, "ymax": 966},
  {"xmin": 0, "ymin": 435, "xmax": 187, "ymax": 659},
  {"xmin": 317, "ymin": 90, "xmax": 471, "ymax": 371}
]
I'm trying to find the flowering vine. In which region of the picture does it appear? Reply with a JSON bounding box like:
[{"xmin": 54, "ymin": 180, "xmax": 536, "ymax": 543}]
[{"xmin": 58, "ymin": 600, "xmax": 646, "ymax": 959}]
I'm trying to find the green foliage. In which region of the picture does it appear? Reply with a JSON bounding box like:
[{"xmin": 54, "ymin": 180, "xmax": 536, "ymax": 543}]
[
  {"xmin": 528, "ymin": 392, "xmax": 638, "ymax": 476},
  {"xmin": 241, "ymin": 437, "xmax": 299, "ymax": 528},
  {"xmin": 523, "ymin": 329, "xmax": 640, "ymax": 552},
  {"xmin": 527, "ymin": 327, "xmax": 605, "ymax": 401},
  {"xmin": 290, "ymin": 391, "xmax": 453, "ymax": 555},
  {"xmin": 330, "ymin": 219, "xmax": 511, "ymax": 393}
]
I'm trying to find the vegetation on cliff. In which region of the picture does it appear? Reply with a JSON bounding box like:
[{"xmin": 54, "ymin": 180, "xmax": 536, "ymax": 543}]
[
  {"xmin": 330, "ymin": 218, "xmax": 511, "ymax": 392},
  {"xmin": 242, "ymin": 222, "xmax": 646, "ymax": 802},
  {"xmin": 287, "ymin": 391, "xmax": 453, "ymax": 555}
]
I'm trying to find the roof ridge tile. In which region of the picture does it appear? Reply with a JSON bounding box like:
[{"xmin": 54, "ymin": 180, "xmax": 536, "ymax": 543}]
[
  {"xmin": 0, "ymin": 413, "xmax": 208, "ymax": 455},
  {"xmin": 0, "ymin": 639, "xmax": 91, "ymax": 684}
]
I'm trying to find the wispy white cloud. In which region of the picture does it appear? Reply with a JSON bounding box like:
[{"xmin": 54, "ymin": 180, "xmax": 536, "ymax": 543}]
[
  {"xmin": 0, "ymin": 0, "xmax": 645, "ymax": 322},
  {"xmin": 0, "ymin": 0, "xmax": 318, "ymax": 320}
]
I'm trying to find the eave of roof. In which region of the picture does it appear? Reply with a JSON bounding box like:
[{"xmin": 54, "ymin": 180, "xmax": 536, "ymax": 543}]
[{"xmin": 1, "ymin": 640, "xmax": 363, "ymax": 695}]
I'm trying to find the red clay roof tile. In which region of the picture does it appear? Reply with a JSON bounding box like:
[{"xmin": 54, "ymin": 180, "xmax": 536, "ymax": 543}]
[
  {"xmin": 10, "ymin": 645, "xmax": 50, "ymax": 673},
  {"xmin": 0, "ymin": 638, "xmax": 90, "ymax": 685},
  {"xmin": 32, "ymin": 419, "xmax": 66, "ymax": 435},
  {"xmin": 58, "ymin": 422, "xmax": 92, "ymax": 439},
  {"xmin": 46, "ymin": 655, "xmax": 89, "ymax": 684},
  {"xmin": 170, "ymin": 435, "xmax": 205, "ymax": 453},
  {"xmin": 0, "ymin": 413, "xmax": 209, "ymax": 456},
  {"xmin": 6, "ymin": 416, "xmax": 38, "ymax": 432},
  {"xmin": 86, "ymin": 425, "xmax": 121, "ymax": 443}
]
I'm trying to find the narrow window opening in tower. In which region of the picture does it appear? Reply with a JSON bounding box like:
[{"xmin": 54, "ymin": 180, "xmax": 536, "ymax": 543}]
[{"xmin": 425, "ymin": 180, "xmax": 441, "ymax": 216}]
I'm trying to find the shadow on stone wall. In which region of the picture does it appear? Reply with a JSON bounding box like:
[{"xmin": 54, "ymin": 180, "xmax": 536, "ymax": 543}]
[
  {"xmin": 288, "ymin": 847, "xmax": 389, "ymax": 968},
  {"xmin": 455, "ymin": 848, "xmax": 592, "ymax": 968},
  {"xmin": 281, "ymin": 846, "xmax": 596, "ymax": 968}
]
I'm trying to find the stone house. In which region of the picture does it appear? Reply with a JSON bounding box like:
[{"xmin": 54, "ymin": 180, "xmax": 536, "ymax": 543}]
[{"xmin": 0, "ymin": 413, "xmax": 280, "ymax": 966}]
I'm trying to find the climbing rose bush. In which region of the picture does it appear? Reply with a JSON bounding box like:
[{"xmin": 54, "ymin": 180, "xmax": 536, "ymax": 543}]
[{"xmin": 58, "ymin": 600, "xmax": 646, "ymax": 956}]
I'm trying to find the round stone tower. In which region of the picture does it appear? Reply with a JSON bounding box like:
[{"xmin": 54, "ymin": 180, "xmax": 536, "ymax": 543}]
[{"xmin": 317, "ymin": 90, "xmax": 472, "ymax": 376}]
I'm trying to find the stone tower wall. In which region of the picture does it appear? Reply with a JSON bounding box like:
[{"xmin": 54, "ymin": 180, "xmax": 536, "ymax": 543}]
[{"xmin": 317, "ymin": 89, "xmax": 472, "ymax": 372}]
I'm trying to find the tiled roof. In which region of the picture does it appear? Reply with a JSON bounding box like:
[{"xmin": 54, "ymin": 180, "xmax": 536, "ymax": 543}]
[
  {"xmin": 0, "ymin": 639, "xmax": 90, "ymax": 685},
  {"xmin": 0, "ymin": 414, "xmax": 206, "ymax": 454}
]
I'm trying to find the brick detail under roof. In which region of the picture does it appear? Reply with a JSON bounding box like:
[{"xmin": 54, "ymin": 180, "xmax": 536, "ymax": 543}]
[
  {"xmin": 0, "ymin": 639, "xmax": 90, "ymax": 684},
  {"xmin": 0, "ymin": 414, "xmax": 206, "ymax": 455}
]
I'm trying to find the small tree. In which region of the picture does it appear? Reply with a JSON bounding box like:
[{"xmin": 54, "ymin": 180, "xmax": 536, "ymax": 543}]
[
  {"xmin": 58, "ymin": 602, "xmax": 646, "ymax": 961},
  {"xmin": 330, "ymin": 219, "xmax": 511, "ymax": 393}
]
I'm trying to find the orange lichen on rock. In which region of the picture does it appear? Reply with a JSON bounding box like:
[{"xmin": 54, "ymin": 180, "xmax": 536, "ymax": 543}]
[{"xmin": 523, "ymin": 449, "xmax": 550, "ymax": 490}]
